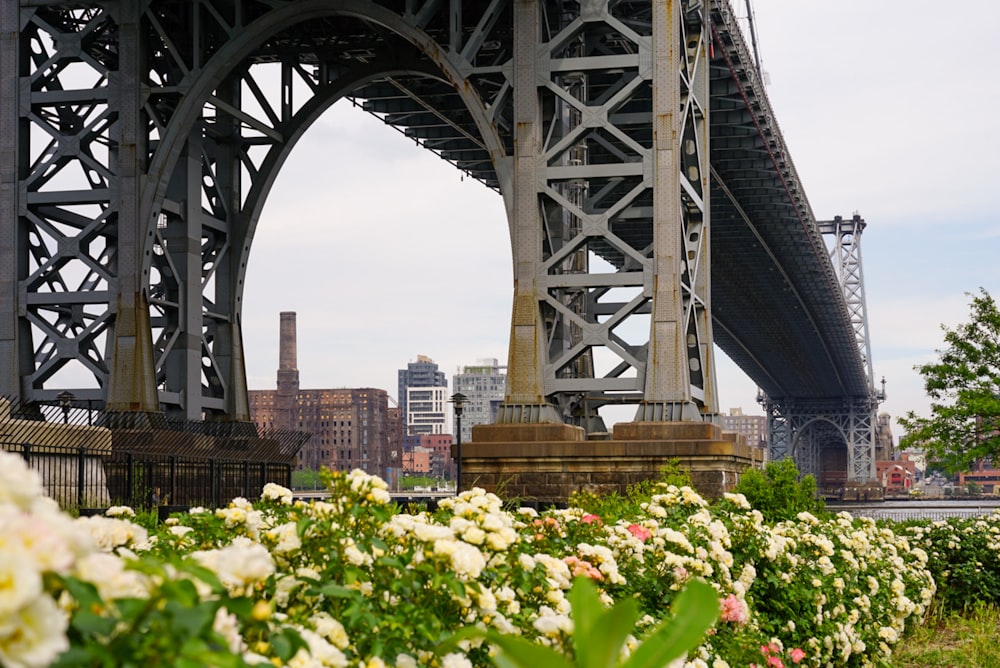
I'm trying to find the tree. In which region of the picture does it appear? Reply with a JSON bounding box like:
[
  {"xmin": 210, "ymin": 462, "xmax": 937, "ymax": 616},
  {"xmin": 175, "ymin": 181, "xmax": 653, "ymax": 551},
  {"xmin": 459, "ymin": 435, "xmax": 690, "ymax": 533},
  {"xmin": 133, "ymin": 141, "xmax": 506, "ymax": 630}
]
[{"xmin": 899, "ymin": 288, "xmax": 1000, "ymax": 473}]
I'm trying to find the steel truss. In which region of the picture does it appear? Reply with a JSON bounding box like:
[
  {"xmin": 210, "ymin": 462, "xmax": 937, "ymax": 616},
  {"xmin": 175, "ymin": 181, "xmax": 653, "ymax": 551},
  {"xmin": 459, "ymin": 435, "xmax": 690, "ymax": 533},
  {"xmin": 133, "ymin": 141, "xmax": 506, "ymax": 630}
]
[
  {"xmin": 765, "ymin": 396, "xmax": 878, "ymax": 484},
  {"xmin": 3, "ymin": 0, "xmax": 717, "ymax": 426},
  {"xmin": 500, "ymin": 0, "xmax": 718, "ymax": 426},
  {"xmin": 818, "ymin": 214, "xmax": 877, "ymax": 386},
  {"xmin": 765, "ymin": 215, "xmax": 883, "ymax": 484}
]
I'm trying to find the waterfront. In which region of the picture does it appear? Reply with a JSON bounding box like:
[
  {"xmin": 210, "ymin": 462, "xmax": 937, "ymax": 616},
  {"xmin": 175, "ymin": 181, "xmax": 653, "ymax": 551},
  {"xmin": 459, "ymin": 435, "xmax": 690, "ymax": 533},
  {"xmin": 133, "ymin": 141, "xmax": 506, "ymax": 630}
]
[{"xmin": 828, "ymin": 498, "xmax": 1000, "ymax": 522}]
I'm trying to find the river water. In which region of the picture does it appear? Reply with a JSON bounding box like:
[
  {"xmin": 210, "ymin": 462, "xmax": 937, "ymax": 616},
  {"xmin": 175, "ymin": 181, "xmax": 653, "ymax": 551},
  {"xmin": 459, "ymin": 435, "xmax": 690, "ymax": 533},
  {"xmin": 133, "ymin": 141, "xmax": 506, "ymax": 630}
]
[{"xmin": 826, "ymin": 499, "xmax": 1000, "ymax": 522}]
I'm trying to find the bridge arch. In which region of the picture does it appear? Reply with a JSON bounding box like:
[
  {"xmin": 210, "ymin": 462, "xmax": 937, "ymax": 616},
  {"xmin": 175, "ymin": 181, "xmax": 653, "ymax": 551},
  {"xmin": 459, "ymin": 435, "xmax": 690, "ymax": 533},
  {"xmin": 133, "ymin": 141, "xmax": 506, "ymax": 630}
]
[
  {"xmin": 137, "ymin": 2, "xmax": 509, "ymax": 420},
  {"xmin": 790, "ymin": 416, "xmax": 851, "ymax": 492}
]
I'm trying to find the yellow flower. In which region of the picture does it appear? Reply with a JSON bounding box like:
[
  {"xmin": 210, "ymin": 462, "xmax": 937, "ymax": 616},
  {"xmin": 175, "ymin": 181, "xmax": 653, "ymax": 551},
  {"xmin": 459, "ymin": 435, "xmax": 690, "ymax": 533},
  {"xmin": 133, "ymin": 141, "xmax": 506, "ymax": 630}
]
[{"xmin": 251, "ymin": 599, "xmax": 271, "ymax": 621}]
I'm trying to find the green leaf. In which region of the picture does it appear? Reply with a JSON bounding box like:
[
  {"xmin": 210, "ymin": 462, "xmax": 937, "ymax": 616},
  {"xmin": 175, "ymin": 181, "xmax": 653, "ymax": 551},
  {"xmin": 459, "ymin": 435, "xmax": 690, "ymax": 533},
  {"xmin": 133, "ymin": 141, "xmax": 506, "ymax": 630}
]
[
  {"xmin": 166, "ymin": 600, "xmax": 215, "ymax": 637},
  {"xmin": 484, "ymin": 631, "xmax": 575, "ymax": 668},
  {"xmin": 569, "ymin": 577, "xmax": 640, "ymax": 668},
  {"xmin": 222, "ymin": 596, "xmax": 253, "ymax": 617},
  {"xmin": 48, "ymin": 647, "xmax": 95, "ymax": 668},
  {"xmin": 622, "ymin": 580, "xmax": 718, "ymax": 668},
  {"xmin": 269, "ymin": 632, "xmax": 295, "ymax": 661},
  {"xmin": 375, "ymin": 555, "xmax": 405, "ymax": 570},
  {"xmin": 319, "ymin": 583, "xmax": 361, "ymax": 599},
  {"xmin": 71, "ymin": 608, "xmax": 118, "ymax": 636},
  {"xmin": 448, "ymin": 578, "xmax": 468, "ymax": 600},
  {"xmin": 270, "ymin": 627, "xmax": 307, "ymax": 661},
  {"xmin": 60, "ymin": 575, "xmax": 102, "ymax": 608},
  {"xmin": 114, "ymin": 597, "xmax": 150, "ymax": 620}
]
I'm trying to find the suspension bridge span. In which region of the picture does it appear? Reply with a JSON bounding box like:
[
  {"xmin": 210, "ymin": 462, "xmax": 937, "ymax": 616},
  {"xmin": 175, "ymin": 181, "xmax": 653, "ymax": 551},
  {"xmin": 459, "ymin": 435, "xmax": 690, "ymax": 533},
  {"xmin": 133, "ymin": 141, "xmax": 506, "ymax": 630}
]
[{"xmin": 0, "ymin": 0, "xmax": 883, "ymax": 496}]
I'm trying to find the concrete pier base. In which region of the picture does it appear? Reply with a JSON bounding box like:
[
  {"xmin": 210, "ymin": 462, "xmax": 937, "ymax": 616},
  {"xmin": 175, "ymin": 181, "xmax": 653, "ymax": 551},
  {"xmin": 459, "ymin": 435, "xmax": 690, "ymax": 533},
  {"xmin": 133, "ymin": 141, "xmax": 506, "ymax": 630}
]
[
  {"xmin": 839, "ymin": 481, "xmax": 885, "ymax": 502},
  {"xmin": 459, "ymin": 421, "xmax": 765, "ymax": 504}
]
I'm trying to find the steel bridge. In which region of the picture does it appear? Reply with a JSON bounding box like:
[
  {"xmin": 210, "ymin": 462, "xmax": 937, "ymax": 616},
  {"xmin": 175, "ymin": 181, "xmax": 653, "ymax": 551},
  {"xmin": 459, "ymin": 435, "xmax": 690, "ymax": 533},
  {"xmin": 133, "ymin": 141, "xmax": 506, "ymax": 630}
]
[{"xmin": 0, "ymin": 0, "xmax": 883, "ymax": 485}]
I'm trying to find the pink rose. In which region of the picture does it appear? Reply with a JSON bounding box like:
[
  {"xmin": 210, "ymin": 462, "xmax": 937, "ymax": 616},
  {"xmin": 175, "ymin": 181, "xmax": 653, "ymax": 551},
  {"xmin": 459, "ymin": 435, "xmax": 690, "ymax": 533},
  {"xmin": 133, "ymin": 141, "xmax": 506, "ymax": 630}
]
[
  {"xmin": 719, "ymin": 593, "xmax": 749, "ymax": 625},
  {"xmin": 627, "ymin": 523, "xmax": 652, "ymax": 541}
]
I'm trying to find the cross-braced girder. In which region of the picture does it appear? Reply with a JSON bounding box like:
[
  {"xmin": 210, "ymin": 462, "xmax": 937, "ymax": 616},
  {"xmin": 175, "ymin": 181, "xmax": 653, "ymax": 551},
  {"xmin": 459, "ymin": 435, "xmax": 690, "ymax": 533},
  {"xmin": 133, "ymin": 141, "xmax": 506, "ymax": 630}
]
[
  {"xmin": 2, "ymin": 0, "xmax": 721, "ymax": 425},
  {"xmin": 0, "ymin": 7, "xmax": 121, "ymax": 405},
  {"xmin": 764, "ymin": 396, "xmax": 877, "ymax": 485},
  {"xmin": 3, "ymin": 0, "xmax": 520, "ymax": 420},
  {"xmin": 818, "ymin": 214, "xmax": 879, "ymax": 392},
  {"xmin": 499, "ymin": 0, "xmax": 719, "ymax": 427}
]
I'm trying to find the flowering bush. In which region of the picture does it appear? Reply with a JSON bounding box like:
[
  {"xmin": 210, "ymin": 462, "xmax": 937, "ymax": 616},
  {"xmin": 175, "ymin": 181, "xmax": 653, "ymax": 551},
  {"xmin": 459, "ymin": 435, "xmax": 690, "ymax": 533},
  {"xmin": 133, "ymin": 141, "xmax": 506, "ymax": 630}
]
[
  {"xmin": 897, "ymin": 511, "xmax": 1000, "ymax": 611},
  {"xmin": 0, "ymin": 450, "xmax": 941, "ymax": 668}
]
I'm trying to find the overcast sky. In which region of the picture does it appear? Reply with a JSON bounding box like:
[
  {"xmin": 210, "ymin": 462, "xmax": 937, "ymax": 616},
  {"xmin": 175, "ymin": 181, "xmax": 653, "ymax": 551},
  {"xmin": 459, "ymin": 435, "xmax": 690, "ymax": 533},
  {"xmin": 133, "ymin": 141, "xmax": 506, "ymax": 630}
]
[{"xmin": 241, "ymin": 0, "xmax": 1000, "ymax": 437}]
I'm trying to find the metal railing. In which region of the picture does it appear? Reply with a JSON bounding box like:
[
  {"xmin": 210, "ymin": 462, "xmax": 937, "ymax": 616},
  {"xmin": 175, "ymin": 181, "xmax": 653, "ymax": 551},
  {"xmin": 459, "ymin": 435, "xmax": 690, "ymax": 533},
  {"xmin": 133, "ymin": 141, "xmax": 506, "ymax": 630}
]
[{"xmin": 1, "ymin": 396, "xmax": 309, "ymax": 510}]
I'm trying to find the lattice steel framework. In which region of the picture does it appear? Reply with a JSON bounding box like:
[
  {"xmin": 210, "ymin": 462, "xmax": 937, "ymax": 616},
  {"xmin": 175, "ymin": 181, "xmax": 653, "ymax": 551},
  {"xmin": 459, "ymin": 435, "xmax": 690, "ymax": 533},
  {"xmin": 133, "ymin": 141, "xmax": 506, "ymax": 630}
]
[
  {"xmin": 499, "ymin": 0, "xmax": 717, "ymax": 426},
  {"xmin": 765, "ymin": 397, "xmax": 878, "ymax": 484},
  {"xmin": 764, "ymin": 215, "xmax": 883, "ymax": 484},
  {"xmin": 2, "ymin": 0, "xmax": 718, "ymax": 426},
  {"xmin": 819, "ymin": 214, "xmax": 875, "ymax": 385}
]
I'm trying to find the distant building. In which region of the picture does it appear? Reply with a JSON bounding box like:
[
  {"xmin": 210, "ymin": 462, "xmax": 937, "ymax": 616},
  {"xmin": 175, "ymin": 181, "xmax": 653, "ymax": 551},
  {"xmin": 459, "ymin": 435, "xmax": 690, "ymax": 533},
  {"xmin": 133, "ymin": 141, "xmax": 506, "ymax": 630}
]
[
  {"xmin": 248, "ymin": 312, "xmax": 399, "ymax": 481},
  {"xmin": 720, "ymin": 408, "xmax": 767, "ymax": 449},
  {"xmin": 901, "ymin": 450, "xmax": 926, "ymax": 477},
  {"xmin": 452, "ymin": 358, "xmax": 507, "ymax": 443},
  {"xmin": 959, "ymin": 416, "xmax": 1000, "ymax": 493},
  {"xmin": 876, "ymin": 460, "xmax": 916, "ymax": 495},
  {"xmin": 402, "ymin": 448, "xmax": 431, "ymax": 476},
  {"xmin": 398, "ymin": 356, "xmax": 448, "ymax": 435},
  {"xmin": 385, "ymin": 406, "xmax": 404, "ymax": 487},
  {"xmin": 959, "ymin": 459, "xmax": 1000, "ymax": 494},
  {"xmin": 403, "ymin": 433, "xmax": 455, "ymax": 479}
]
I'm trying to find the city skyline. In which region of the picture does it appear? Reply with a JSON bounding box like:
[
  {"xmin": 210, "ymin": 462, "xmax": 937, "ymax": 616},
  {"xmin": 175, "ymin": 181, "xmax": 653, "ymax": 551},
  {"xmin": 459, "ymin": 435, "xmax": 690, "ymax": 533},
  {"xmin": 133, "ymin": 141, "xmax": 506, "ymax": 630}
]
[{"xmin": 240, "ymin": 1, "xmax": 1000, "ymax": 433}]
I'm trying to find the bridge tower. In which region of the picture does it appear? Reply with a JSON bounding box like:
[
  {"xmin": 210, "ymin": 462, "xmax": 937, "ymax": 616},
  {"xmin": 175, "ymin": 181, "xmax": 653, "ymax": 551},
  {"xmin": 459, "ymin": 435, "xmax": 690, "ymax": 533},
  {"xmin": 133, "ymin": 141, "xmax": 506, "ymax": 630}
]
[
  {"xmin": 763, "ymin": 214, "xmax": 884, "ymax": 495},
  {"xmin": 1, "ymin": 0, "xmax": 763, "ymax": 499}
]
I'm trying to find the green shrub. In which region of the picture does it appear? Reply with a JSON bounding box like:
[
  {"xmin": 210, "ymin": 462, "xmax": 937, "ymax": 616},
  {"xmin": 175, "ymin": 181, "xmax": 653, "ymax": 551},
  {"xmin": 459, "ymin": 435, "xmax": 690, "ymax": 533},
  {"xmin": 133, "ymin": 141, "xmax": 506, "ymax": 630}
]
[{"xmin": 733, "ymin": 458, "xmax": 825, "ymax": 523}]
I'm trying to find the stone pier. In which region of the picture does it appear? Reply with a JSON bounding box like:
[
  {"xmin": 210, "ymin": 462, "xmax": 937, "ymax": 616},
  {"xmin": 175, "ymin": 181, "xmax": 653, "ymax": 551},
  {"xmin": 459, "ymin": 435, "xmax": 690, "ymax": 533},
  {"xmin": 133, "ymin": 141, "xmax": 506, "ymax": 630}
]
[{"xmin": 459, "ymin": 422, "xmax": 764, "ymax": 504}]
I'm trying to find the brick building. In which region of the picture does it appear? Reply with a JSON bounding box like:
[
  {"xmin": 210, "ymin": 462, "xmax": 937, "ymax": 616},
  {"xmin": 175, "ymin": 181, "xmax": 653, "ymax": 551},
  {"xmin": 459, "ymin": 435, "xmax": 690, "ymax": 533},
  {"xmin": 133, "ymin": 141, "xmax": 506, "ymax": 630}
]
[
  {"xmin": 248, "ymin": 312, "xmax": 400, "ymax": 481},
  {"xmin": 403, "ymin": 433, "xmax": 455, "ymax": 480},
  {"xmin": 720, "ymin": 408, "xmax": 767, "ymax": 450}
]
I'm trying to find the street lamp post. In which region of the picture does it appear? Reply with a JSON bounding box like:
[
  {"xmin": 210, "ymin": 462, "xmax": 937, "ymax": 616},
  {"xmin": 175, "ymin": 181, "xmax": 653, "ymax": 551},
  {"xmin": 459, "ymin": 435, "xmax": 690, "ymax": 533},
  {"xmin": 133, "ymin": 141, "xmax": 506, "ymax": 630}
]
[
  {"xmin": 450, "ymin": 392, "xmax": 467, "ymax": 492},
  {"xmin": 57, "ymin": 391, "xmax": 75, "ymax": 424}
]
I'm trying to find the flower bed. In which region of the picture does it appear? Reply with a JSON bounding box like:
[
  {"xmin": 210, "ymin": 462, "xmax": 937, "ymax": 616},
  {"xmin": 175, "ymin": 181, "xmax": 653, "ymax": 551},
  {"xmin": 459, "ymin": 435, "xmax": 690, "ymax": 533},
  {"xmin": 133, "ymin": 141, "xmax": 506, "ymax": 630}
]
[{"xmin": 0, "ymin": 449, "xmax": 937, "ymax": 668}]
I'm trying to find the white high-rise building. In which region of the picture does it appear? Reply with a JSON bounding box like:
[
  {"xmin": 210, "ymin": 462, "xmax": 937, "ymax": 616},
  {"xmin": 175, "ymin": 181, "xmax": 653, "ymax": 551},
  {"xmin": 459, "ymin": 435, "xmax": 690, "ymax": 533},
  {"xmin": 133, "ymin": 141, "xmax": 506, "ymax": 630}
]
[
  {"xmin": 406, "ymin": 386, "xmax": 448, "ymax": 435},
  {"xmin": 452, "ymin": 358, "xmax": 507, "ymax": 443},
  {"xmin": 398, "ymin": 356, "xmax": 448, "ymax": 435}
]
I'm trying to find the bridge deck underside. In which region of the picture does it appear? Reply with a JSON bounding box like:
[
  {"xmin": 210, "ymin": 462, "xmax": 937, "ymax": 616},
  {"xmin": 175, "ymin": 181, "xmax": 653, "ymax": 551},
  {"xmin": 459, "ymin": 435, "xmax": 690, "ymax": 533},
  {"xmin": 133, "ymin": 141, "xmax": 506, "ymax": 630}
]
[{"xmin": 706, "ymin": 14, "xmax": 868, "ymax": 402}]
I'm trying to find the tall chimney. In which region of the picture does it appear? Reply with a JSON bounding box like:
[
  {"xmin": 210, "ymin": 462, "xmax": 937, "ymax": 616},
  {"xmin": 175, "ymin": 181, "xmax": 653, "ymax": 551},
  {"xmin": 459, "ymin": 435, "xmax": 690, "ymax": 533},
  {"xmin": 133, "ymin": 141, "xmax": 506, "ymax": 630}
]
[{"xmin": 276, "ymin": 311, "xmax": 299, "ymax": 397}]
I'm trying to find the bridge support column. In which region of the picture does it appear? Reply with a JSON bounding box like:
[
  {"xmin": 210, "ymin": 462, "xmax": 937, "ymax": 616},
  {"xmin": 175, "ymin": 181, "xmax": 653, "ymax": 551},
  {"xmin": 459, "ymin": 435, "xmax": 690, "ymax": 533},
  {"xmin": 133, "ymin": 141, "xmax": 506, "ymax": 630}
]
[
  {"xmin": 494, "ymin": 0, "xmax": 717, "ymax": 427},
  {"xmin": 471, "ymin": 0, "xmax": 735, "ymax": 500},
  {"xmin": 494, "ymin": 0, "xmax": 563, "ymax": 426},
  {"xmin": 494, "ymin": 0, "xmax": 716, "ymax": 419},
  {"xmin": 0, "ymin": 2, "xmax": 21, "ymax": 405},
  {"xmin": 105, "ymin": 3, "xmax": 161, "ymax": 421}
]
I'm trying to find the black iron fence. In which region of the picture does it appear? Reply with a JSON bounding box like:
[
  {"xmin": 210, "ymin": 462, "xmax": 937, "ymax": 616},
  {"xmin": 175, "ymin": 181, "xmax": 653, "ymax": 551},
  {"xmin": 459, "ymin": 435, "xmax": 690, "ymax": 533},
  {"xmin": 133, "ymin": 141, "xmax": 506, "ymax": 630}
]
[{"xmin": 0, "ymin": 395, "xmax": 309, "ymax": 510}]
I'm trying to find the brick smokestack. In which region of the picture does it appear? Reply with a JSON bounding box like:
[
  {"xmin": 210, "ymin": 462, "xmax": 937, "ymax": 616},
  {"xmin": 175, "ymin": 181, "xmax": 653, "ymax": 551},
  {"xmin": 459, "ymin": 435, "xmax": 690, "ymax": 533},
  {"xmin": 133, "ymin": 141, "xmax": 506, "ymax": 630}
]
[{"xmin": 276, "ymin": 311, "xmax": 299, "ymax": 398}]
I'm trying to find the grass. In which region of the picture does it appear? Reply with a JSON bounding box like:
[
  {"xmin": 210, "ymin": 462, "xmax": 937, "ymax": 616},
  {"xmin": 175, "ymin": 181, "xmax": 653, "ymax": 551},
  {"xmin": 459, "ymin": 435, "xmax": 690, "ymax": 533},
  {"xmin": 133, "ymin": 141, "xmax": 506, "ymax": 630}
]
[{"xmin": 892, "ymin": 604, "xmax": 1000, "ymax": 667}]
